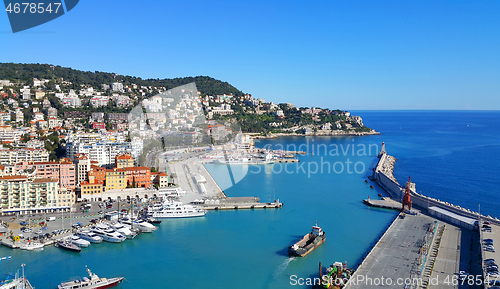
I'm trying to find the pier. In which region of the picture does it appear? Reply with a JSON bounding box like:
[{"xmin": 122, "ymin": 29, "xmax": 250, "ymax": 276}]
[
  {"xmin": 200, "ymin": 197, "xmax": 283, "ymax": 210},
  {"xmin": 347, "ymin": 144, "xmax": 486, "ymax": 288},
  {"xmin": 363, "ymin": 197, "xmax": 402, "ymax": 210}
]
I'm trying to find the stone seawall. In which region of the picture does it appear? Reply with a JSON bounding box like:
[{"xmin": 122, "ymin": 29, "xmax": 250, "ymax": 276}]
[{"xmin": 372, "ymin": 152, "xmax": 500, "ymax": 228}]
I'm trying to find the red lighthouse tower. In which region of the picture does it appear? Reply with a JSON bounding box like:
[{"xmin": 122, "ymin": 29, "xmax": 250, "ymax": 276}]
[{"xmin": 402, "ymin": 176, "xmax": 412, "ymax": 212}]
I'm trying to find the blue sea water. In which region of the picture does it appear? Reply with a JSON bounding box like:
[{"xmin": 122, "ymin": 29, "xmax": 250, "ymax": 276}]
[{"xmin": 0, "ymin": 111, "xmax": 498, "ymax": 289}]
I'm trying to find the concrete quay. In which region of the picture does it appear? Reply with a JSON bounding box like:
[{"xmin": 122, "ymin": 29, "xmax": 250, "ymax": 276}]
[
  {"xmin": 201, "ymin": 197, "xmax": 283, "ymax": 210},
  {"xmin": 345, "ymin": 213, "xmax": 482, "ymax": 289},
  {"xmin": 363, "ymin": 197, "xmax": 402, "ymax": 210}
]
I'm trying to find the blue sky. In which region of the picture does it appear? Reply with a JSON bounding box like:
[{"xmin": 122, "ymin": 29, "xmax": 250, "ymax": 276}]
[{"xmin": 1, "ymin": 0, "xmax": 499, "ymax": 110}]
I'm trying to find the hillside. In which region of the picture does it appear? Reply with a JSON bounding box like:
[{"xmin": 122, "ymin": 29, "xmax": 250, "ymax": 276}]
[{"xmin": 0, "ymin": 63, "xmax": 243, "ymax": 97}]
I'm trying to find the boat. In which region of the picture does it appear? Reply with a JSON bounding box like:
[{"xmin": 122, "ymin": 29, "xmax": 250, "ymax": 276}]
[
  {"xmin": 55, "ymin": 240, "xmax": 82, "ymax": 253},
  {"xmin": 110, "ymin": 223, "xmax": 137, "ymax": 239},
  {"xmin": 288, "ymin": 222, "xmax": 326, "ymax": 257},
  {"xmin": 91, "ymin": 224, "xmax": 126, "ymax": 243},
  {"xmin": 75, "ymin": 230, "xmax": 103, "ymax": 243},
  {"xmin": 68, "ymin": 235, "xmax": 91, "ymax": 247},
  {"xmin": 1, "ymin": 265, "xmax": 34, "ymax": 289},
  {"xmin": 147, "ymin": 200, "xmax": 206, "ymax": 218},
  {"xmin": 316, "ymin": 261, "xmax": 353, "ymax": 289},
  {"xmin": 20, "ymin": 242, "xmax": 44, "ymax": 251},
  {"xmin": 144, "ymin": 217, "xmax": 161, "ymax": 224},
  {"xmin": 57, "ymin": 266, "xmax": 123, "ymax": 289},
  {"xmin": 120, "ymin": 218, "xmax": 157, "ymax": 233}
]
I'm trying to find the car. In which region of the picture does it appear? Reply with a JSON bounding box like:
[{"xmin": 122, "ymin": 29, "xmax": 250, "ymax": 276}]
[
  {"xmin": 485, "ymin": 258, "xmax": 496, "ymax": 262},
  {"xmin": 485, "ymin": 248, "xmax": 496, "ymax": 252},
  {"xmin": 489, "ymin": 280, "xmax": 500, "ymax": 286},
  {"xmin": 487, "ymin": 267, "xmax": 499, "ymax": 272},
  {"xmin": 485, "ymin": 241, "xmax": 494, "ymax": 245},
  {"xmin": 36, "ymin": 230, "xmax": 42, "ymax": 235},
  {"xmin": 485, "ymin": 239, "xmax": 494, "ymax": 243},
  {"xmin": 484, "ymin": 224, "xmax": 492, "ymax": 229},
  {"xmin": 19, "ymin": 221, "xmax": 26, "ymax": 226},
  {"xmin": 90, "ymin": 219, "xmax": 98, "ymax": 223},
  {"xmin": 485, "ymin": 221, "xmax": 491, "ymax": 225},
  {"xmin": 72, "ymin": 224, "xmax": 81, "ymax": 229},
  {"xmin": 97, "ymin": 211, "xmax": 103, "ymax": 215},
  {"xmin": 21, "ymin": 228, "xmax": 31, "ymax": 233},
  {"xmin": 106, "ymin": 205, "xmax": 112, "ymax": 209},
  {"xmin": 483, "ymin": 228, "xmax": 493, "ymax": 232}
]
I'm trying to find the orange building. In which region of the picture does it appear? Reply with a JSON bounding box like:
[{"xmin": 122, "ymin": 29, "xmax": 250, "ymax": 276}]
[
  {"xmin": 123, "ymin": 166, "xmax": 151, "ymax": 188},
  {"xmin": 115, "ymin": 154, "xmax": 134, "ymax": 169},
  {"xmin": 88, "ymin": 165, "xmax": 106, "ymax": 184}
]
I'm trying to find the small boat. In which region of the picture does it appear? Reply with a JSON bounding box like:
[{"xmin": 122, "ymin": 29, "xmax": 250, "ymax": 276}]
[
  {"xmin": 288, "ymin": 222, "xmax": 326, "ymax": 257},
  {"xmin": 76, "ymin": 230, "xmax": 103, "ymax": 243},
  {"xmin": 55, "ymin": 240, "xmax": 82, "ymax": 253},
  {"xmin": 68, "ymin": 235, "xmax": 91, "ymax": 247},
  {"xmin": 145, "ymin": 217, "xmax": 161, "ymax": 224},
  {"xmin": 20, "ymin": 242, "xmax": 44, "ymax": 251},
  {"xmin": 57, "ymin": 266, "xmax": 123, "ymax": 289}
]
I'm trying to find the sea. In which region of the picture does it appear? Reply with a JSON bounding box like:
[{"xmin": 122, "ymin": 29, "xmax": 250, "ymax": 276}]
[{"xmin": 1, "ymin": 111, "xmax": 499, "ymax": 289}]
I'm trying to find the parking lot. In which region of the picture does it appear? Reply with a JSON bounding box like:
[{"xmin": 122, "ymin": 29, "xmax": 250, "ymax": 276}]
[{"xmin": 480, "ymin": 220, "xmax": 500, "ymax": 288}]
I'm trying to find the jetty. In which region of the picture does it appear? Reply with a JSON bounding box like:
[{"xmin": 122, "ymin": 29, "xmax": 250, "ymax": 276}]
[
  {"xmin": 363, "ymin": 197, "xmax": 401, "ymax": 210},
  {"xmin": 347, "ymin": 143, "xmax": 486, "ymax": 288},
  {"xmin": 200, "ymin": 197, "xmax": 283, "ymax": 210}
]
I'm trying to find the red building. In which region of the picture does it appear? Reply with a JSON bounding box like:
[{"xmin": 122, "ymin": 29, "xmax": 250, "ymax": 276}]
[
  {"xmin": 92, "ymin": 122, "xmax": 106, "ymax": 130},
  {"xmin": 123, "ymin": 166, "xmax": 151, "ymax": 188}
]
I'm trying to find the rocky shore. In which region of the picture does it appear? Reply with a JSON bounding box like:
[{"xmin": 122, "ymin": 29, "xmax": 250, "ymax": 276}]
[{"xmin": 251, "ymin": 130, "xmax": 381, "ymax": 139}]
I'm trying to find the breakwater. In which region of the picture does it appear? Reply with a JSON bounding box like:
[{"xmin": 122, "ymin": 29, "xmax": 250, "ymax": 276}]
[{"xmin": 371, "ymin": 149, "xmax": 500, "ymax": 228}]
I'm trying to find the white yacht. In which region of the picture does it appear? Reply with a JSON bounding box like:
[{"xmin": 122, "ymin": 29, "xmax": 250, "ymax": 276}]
[
  {"xmin": 148, "ymin": 200, "xmax": 206, "ymax": 218},
  {"xmin": 67, "ymin": 235, "xmax": 91, "ymax": 247},
  {"xmin": 20, "ymin": 242, "xmax": 44, "ymax": 251},
  {"xmin": 110, "ymin": 222, "xmax": 137, "ymax": 239},
  {"xmin": 120, "ymin": 218, "xmax": 157, "ymax": 233},
  {"xmin": 76, "ymin": 230, "xmax": 103, "ymax": 243},
  {"xmin": 91, "ymin": 224, "xmax": 126, "ymax": 243}
]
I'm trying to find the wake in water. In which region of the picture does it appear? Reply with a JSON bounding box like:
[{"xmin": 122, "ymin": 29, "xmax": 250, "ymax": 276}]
[{"xmin": 273, "ymin": 257, "xmax": 296, "ymax": 279}]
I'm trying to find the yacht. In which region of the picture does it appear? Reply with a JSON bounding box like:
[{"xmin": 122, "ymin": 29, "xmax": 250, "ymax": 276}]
[
  {"xmin": 91, "ymin": 224, "xmax": 126, "ymax": 243},
  {"xmin": 76, "ymin": 230, "xmax": 103, "ymax": 243},
  {"xmin": 20, "ymin": 242, "xmax": 44, "ymax": 251},
  {"xmin": 120, "ymin": 218, "xmax": 157, "ymax": 233},
  {"xmin": 148, "ymin": 200, "xmax": 206, "ymax": 218},
  {"xmin": 68, "ymin": 235, "xmax": 91, "ymax": 247},
  {"xmin": 57, "ymin": 266, "xmax": 123, "ymax": 289},
  {"xmin": 55, "ymin": 240, "xmax": 82, "ymax": 253},
  {"xmin": 110, "ymin": 223, "xmax": 137, "ymax": 239}
]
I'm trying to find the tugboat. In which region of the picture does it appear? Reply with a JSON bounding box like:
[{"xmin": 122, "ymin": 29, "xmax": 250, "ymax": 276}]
[
  {"xmin": 315, "ymin": 261, "xmax": 353, "ymax": 288},
  {"xmin": 57, "ymin": 266, "xmax": 123, "ymax": 289},
  {"xmin": 55, "ymin": 240, "xmax": 82, "ymax": 253},
  {"xmin": 288, "ymin": 222, "xmax": 325, "ymax": 257}
]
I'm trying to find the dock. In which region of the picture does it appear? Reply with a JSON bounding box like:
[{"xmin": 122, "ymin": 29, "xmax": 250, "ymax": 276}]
[
  {"xmin": 200, "ymin": 197, "xmax": 283, "ymax": 210},
  {"xmin": 363, "ymin": 197, "xmax": 402, "ymax": 210}
]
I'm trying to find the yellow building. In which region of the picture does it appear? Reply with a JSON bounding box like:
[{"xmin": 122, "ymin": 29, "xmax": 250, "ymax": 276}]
[
  {"xmin": 115, "ymin": 154, "xmax": 134, "ymax": 169},
  {"xmin": 80, "ymin": 180, "xmax": 103, "ymax": 201},
  {"xmin": 105, "ymin": 168, "xmax": 126, "ymax": 190}
]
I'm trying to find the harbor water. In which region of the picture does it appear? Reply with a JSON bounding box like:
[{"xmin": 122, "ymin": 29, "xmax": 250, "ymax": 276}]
[{"xmin": 1, "ymin": 111, "xmax": 499, "ymax": 289}]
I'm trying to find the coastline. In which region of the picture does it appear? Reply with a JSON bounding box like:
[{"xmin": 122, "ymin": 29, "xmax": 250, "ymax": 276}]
[{"xmin": 249, "ymin": 130, "xmax": 381, "ymax": 139}]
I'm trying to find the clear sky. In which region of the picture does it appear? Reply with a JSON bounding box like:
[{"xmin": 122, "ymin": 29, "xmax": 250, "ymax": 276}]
[{"xmin": 1, "ymin": 0, "xmax": 499, "ymax": 110}]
